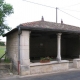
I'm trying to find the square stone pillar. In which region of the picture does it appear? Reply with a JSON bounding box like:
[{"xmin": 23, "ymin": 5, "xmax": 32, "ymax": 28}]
[{"xmin": 20, "ymin": 31, "xmax": 30, "ymax": 75}]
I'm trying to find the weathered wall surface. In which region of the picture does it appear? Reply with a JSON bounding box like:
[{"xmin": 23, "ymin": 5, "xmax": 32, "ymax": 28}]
[
  {"xmin": 73, "ymin": 59, "xmax": 80, "ymax": 68},
  {"xmin": 30, "ymin": 61, "xmax": 69, "ymax": 74},
  {"xmin": 6, "ymin": 31, "xmax": 18, "ymax": 69},
  {"xmin": 6, "ymin": 30, "xmax": 30, "ymax": 75}
]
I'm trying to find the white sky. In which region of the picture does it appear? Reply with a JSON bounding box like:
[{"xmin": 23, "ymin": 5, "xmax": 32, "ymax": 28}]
[{"xmin": 1, "ymin": 0, "xmax": 80, "ymax": 41}]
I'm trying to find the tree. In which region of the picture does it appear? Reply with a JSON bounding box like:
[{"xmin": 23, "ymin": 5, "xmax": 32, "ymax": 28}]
[{"xmin": 0, "ymin": 0, "xmax": 13, "ymax": 36}]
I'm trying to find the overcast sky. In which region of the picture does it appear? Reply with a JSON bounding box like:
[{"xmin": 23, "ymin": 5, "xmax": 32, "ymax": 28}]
[{"xmin": 1, "ymin": 0, "xmax": 80, "ymax": 41}]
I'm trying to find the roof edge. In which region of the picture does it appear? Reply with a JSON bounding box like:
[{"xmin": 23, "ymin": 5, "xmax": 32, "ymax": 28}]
[
  {"xmin": 3, "ymin": 24, "xmax": 80, "ymax": 37},
  {"xmin": 3, "ymin": 27, "xmax": 18, "ymax": 37}
]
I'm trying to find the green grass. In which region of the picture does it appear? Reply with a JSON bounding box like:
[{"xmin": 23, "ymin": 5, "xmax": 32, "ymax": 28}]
[{"xmin": 0, "ymin": 46, "xmax": 6, "ymax": 58}]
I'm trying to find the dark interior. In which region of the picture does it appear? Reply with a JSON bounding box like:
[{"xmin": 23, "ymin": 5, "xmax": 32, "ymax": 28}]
[{"xmin": 30, "ymin": 31, "xmax": 80, "ymax": 62}]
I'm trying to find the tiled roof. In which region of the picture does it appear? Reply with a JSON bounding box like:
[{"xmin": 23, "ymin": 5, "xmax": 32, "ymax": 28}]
[
  {"xmin": 3, "ymin": 20, "xmax": 80, "ymax": 37},
  {"xmin": 20, "ymin": 20, "xmax": 80, "ymax": 32}
]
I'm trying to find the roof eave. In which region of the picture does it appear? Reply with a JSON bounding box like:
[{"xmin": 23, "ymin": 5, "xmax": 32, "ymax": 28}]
[
  {"xmin": 3, "ymin": 27, "xmax": 18, "ymax": 37},
  {"xmin": 20, "ymin": 26, "xmax": 80, "ymax": 34},
  {"xmin": 3, "ymin": 25, "xmax": 80, "ymax": 37}
]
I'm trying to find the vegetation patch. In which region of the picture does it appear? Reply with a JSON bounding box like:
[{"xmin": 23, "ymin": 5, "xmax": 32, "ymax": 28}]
[{"xmin": 0, "ymin": 46, "xmax": 6, "ymax": 58}]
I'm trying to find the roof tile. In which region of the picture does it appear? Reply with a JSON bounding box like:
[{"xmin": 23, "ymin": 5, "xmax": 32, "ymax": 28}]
[{"xmin": 20, "ymin": 20, "xmax": 80, "ymax": 32}]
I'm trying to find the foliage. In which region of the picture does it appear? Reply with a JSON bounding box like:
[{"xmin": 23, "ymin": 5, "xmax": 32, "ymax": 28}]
[
  {"xmin": 40, "ymin": 57, "xmax": 53, "ymax": 61},
  {"xmin": 4, "ymin": 57, "xmax": 11, "ymax": 63},
  {"xmin": 0, "ymin": 46, "xmax": 6, "ymax": 57},
  {"xmin": 0, "ymin": 0, "xmax": 13, "ymax": 36},
  {"xmin": 0, "ymin": 42, "xmax": 5, "ymax": 46}
]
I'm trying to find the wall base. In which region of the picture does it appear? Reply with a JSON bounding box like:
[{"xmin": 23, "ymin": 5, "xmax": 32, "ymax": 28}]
[
  {"xmin": 30, "ymin": 60, "xmax": 69, "ymax": 74},
  {"xmin": 73, "ymin": 58, "xmax": 80, "ymax": 68},
  {"xmin": 20, "ymin": 65, "xmax": 30, "ymax": 75}
]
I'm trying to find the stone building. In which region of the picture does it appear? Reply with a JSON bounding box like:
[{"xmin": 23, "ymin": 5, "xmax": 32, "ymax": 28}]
[{"xmin": 3, "ymin": 17, "xmax": 80, "ymax": 75}]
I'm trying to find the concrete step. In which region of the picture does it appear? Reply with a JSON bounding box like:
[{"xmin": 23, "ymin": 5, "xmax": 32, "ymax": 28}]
[
  {"xmin": 0, "ymin": 63, "xmax": 11, "ymax": 75},
  {"xmin": 0, "ymin": 64, "xmax": 18, "ymax": 76},
  {"xmin": 0, "ymin": 69, "xmax": 14, "ymax": 78},
  {"xmin": 0, "ymin": 69, "xmax": 9, "ymax": 73}
]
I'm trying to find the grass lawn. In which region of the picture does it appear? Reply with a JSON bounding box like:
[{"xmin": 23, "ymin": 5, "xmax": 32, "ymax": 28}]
[{"xmin": 0, "ymin": 46, "xmax": 6, "ymax": 58}]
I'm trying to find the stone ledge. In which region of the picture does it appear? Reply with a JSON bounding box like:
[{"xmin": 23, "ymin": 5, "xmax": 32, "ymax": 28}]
[
  {"xmin": 30, "ymin": 60, "xmax": 69, "ymax": 67},
  {"xmin": 73, "ymin": 58, "xmax": 80, "ymax": 61},
  {"xmin": 0, "ymin": 63, "xmax": 12, "ymax": 65}
]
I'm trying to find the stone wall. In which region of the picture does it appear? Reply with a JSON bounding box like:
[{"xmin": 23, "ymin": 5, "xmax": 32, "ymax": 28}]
[
  {"xmin": 30, "ymin": 60, "xmax": 69, "ymax": 74},
  {"xmin": 6, "ymin": 31, "xmax": 18, "ymax": 69},
  {"xmin": 6, "ymin": 30, "xmax": 30, "ymax": 75},
  {"xmin": 73, "ymin": 59, "xmax": 80, "ymax": 68}
]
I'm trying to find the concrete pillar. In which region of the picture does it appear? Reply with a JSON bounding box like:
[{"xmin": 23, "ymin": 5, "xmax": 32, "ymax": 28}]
[
  {"xmin": 57, "ymin": 33, "xmax": 62, "ymax": 61},
  {"xmin": 20, "ymin": 31, "xmax": 30, "ymax": 75},
  {"xmin": 79, "ymin": 35, "xmax": 80, "ymax": 58}
]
